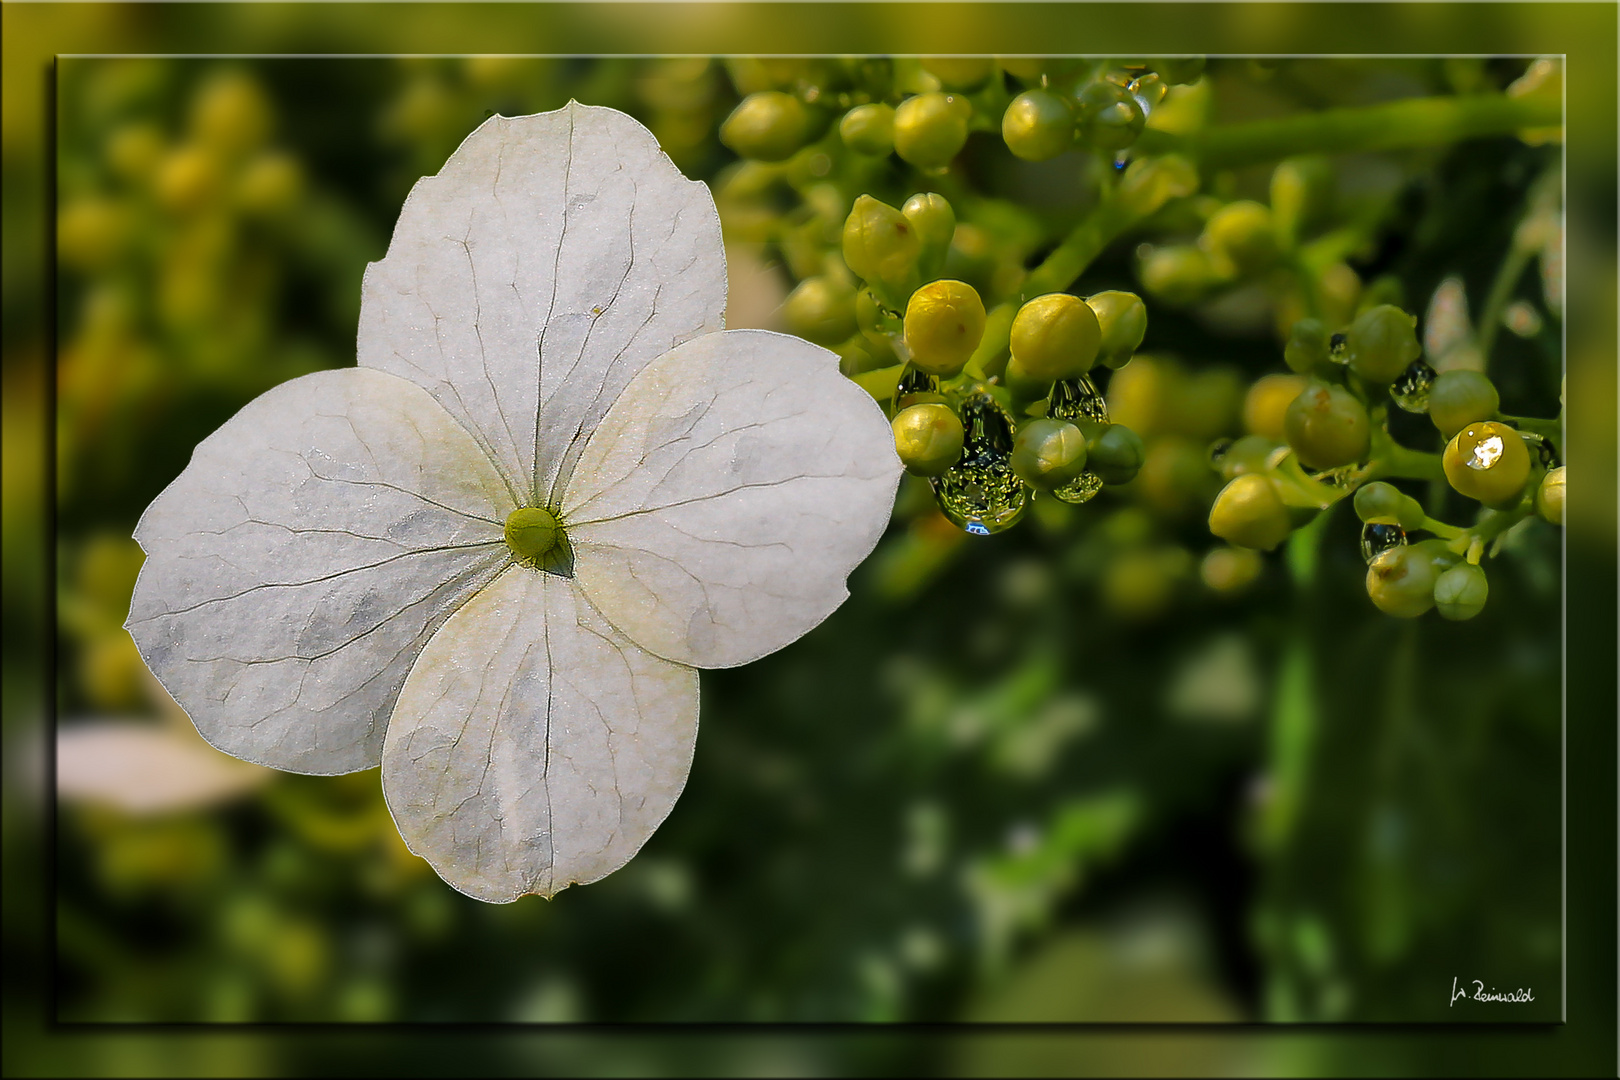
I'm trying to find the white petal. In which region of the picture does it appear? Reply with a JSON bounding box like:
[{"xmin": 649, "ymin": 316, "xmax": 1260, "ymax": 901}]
[
  {"xmin": 562, "ymin": 329, "xmax": 903, "ymax": 668},
  {"xmin": 358, "ymin": 102, "xmax": 726, "ymax": 509},
  {"xmin": 382, "ymin": 566, "xmax": 699, "ymax": 903},
  {"xmin": 127, "ymin": 368, "xmax": 515, "ymax": 775}
]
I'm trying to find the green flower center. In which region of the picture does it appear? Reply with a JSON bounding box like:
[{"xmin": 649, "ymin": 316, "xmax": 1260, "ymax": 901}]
[{"xmin": 505, "ymin": 507, "xmax": 562, "ymax": 563}]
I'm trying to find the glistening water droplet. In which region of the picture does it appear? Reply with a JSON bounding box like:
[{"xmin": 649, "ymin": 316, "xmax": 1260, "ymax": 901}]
[
  {"xmin": 1389, "ymin": 357, "xmax": 1437, "ymax": 413},
  {"xmin": 893, "ymin": 363, "xmax": 941, "ymax": 412},
  {"xmin": 1360, "ymin": 522, "xmax": 1408, "ymax": 564},
  {"xmin": 1206, "ymin": 438, "xmax": 1234, "ymax": 468},
  {"xmin": 932, "ymin": 395, "xmax": 1029, "ymax": 534},
  {"xmin": 1045, "ymin": 374, "xmax": 1110, "ymax": 504},
  {"xmin": 1328, "ymin": 332, "xmax": 1349, "ymax": 364}
]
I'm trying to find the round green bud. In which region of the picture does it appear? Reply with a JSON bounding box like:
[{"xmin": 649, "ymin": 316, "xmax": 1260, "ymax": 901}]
[
  {"xmin": 1001, "ymin": 90, "xmax": 1076, "ymax": 162},
  {"xmin": 1365, "ymin": 543, "xmax": 1440, "ymax": 618},
  {"xmin": 1345, "ymin": 304, "xmax": 1421, "ymax": 385},
  {"xmin": 1201, "ymin": 200, "xmax": 1279, "ymax": 276},
  {"xmin": 1201, "ymin": 545, "xmax": 1263, "ymax": 594},
  {"xmin": 1443, "ymin": 421, "xmax": 1532, "ymax": 508},
  {"xmin": 1283, "ymin": 380, "xmax": 1371, "ymax": 470},
  {"xmin": 893, "ymin": 92, "xmax": 971, "ymax": 169},
  {"xmin": 720, "ymin": 91, "xmax": 813, "ymax": 162},
  {"xmin": 1011, "ymin": 417, "xmax": 1089, "ymax": 490},
  {"xmin": 1139, "ymin": 244, "xmax": 1222, "ymax": 304},
  {"xmin": 1353, "ymin": 481, "xmax": 1428, "ymax": 530},
  {"xmin": 1002, "ymin": 351, "xmax": 1054, "ymax": 401},
  {"xmin": 1086, "ymin": 291, "xmax": 1148, "ymax": 369},
  {"xmin": 892, "ymin": 402, "xmax": 965, "ymax": 477},
  {"xmin": 921, "ymin": 56, "xmax": 996, "ymax": 91},
  {"xmin": 505, "ymin": 507, "xmax": 561, "ymax": 563},
  {"xmin": 1209, "ymin": 474, "xmax": 1292, "ymax": 551},
  {"xmin": 1353, "ymin": 481, "xmax": 1402, "ymax": 524},
  {"xmin": 782, "ymin": 276, "xmax": 857, "ymax": 346},
  {"xmin": 997, "ymin": 57, "xmax": 1085, "ymax": 84},
  {"xmin": 1073, "ymin": 79, "xmax": 1146, "ymax": 151},
  {"xmin": 1538, "ymin": 465, "xmax": 1565, "ymax": 525},
  {"xmin": 902, "ymin": 192, "xmax": 956, "ymax": 279},
  {"xmin": 1428, "ymin": 369, "xmax": 1501, "ymax": 438},
  {"xmin": 1215, "ymin": 434, "xmax": 1275, "ymax": 481},
  {"xmin": 1284, "ymin": 318, "xmax": 1330, "ymax": 374},
  {"xmin": 839, "ymin": 103, "xmax": 896, "ymax": 157},
  {"xmin": 1009, "ymin": 293, "xmax": 1101, "ymax": 380},
  {"xmin": 1150, "ymin": 57, "xmax": 1206, "ymax": 85},
  {"xmin": 843, "ymin": 195, "xmax": 920, "ymax": 302},
  {"xmin": 1087, "ymin": 423, "xmax": 1146, "ymax": 484},
  {"xmin": 1244, "ymin": 373, "xmax": 1308, "ymax": 443},
  {"xmin": 903, "ymin": 279, "xmax": 986, "ymax": 376},
  {"xmin": 1433, "ymin": 562, "xmax": 1489, "ymax": 621}
]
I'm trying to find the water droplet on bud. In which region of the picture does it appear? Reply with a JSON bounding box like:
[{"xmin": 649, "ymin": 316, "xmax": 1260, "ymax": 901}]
[
  {"xmin": 1044, "ymin": 374, "xmax": 1111, "ymax": 504},
  {"xmin": 1207, "ymin": 437, "xmax": 1234, "ymax": 468},
  {"xmin": 1360, "ymin": 521, "xmax": 1408, "ymax": 563},
  {"xmin": 1389, "ymin": 357, "xmax": 1437, "ymax": 413},
  {"xmin": 1328, "ymin": 332, "xmax": 1349, "ymax": 364},
  {"xmin": 932, "ymin": 394, "xmax": 1030, "ymax": 534}
]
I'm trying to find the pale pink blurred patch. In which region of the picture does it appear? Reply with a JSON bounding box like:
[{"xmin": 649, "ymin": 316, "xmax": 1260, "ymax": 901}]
[
  {"xmin": 722, "ymin": 243, "xmax": 788, "ymax": 332},
  {"xmin": 57, "ymin": 720, "xmax": 273, "ymax": 814}
]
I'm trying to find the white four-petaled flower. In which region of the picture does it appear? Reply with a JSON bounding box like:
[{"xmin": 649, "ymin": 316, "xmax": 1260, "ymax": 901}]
[{"xmin": 126, "ymin": 103, "xmax": 902, "ymax": 902}]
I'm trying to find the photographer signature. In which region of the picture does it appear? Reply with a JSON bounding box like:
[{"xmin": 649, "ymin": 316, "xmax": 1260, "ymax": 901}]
[{"xmin": 1450, "ymin": 977, "xmax": 1535, "ymax": 1006}]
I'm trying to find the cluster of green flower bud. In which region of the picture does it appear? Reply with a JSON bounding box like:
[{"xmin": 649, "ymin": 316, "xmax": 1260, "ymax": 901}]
[
  {"xmin": 1205, "ymin": 297, "xmax": 1563, "ymax": 620},
  {"xmin": 852, "ymin": 200, "xmax": 1152, "ymax": 535}
]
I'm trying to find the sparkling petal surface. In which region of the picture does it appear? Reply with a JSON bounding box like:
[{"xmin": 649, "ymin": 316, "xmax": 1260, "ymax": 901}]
[
  {"xmin": 357, "ymin": 101, "xmax": 726, "ymax": 509},
  {"xmin": 126, "ymin": 368, "xmax": 514, "ymax": 775},
  {"xmin": 382, "ymin": 566, "xmax": 699, "ymax": 903},
  {"xmin": 563, "ymin": 329, "xmax": 903, "ymax": 668}
]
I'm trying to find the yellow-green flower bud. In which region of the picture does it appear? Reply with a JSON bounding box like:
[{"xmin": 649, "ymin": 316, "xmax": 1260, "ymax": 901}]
[
  {"xmin": 1428, "ymin": 369, "xmax": 1500, "ymax": 438},
  {"xmin": 997, "ymin": 57, "xmax": 1085, "ymax": 84},
  {"xmin": 1086, "ymin": 291, "xmax": 1148, "ymax": 369},
  {"xmin": 1011, "ymin": 417, "xmax": 1089, "ymax": 490},
  {"xmin": 782, "ymin": 276, "xmax": 857, "ymax": 346},
  {"xmin": 903, "ymin": 279, "xmax": 986, "ymax": 376},
  {"xmin": 902, "ymin": 193, "xmax": 956, "ymax": 281},
  {"xmin": 1209, "ymin": 473, "xmax": 1291, "ymax": 551},
  {"xmin": 1086, "ymin": 423, "xmax": 1146, "ymax": 485},
  {"xmin": 1139, "ymin": 244, "xmax": 1222, "ymax": 305},
  {"xmin": 1366, "ymin": 544, "xmax": 1440, "ymax": 618},
  {"xmin": 1433, "ymin": 562, "xmax": 1489, "ymax": 621},
  {"xmin": 892, "ymin": 402, "xmax": 964, "ymax": 476},
  {"xmin": 1201, "ymin": 200, "xmax": 1279, "ymax": 276},
  {"xmin": 1243, "ymin": 373, "xmax": 1308, "ymax": 443},
  {"xmin": 506, "ymin": 507, "xmax": 561, "ymax": 563},
  {"xmin": 1346, "ymin": 304, "xmax": 1422, "ymax": 385},
  {"xmin": 1353, "ymin": 481, "xmax": 1427, "ymax": 531},
  {"xmin": 1001, "ymin": 90, "xmax": 1075, "ymax": 162},
  {"xmin": 1202, "ymin": 545, "xmax": 1263, "ymax": 594},
  {"xmin": 1002, "ymin": 352, "xmax": 1054, "ymax": 401},
  {"xmin": 1009, "ymin": 293, "xmax": 1101, "ymax": 381},
  {"xmin": 1443, "ymin": 421, "xmax": 1532, "ymax": 508},
  {"xmin": 840, "ymin": 103, "xmax": 895, "ymax": 157},
  {"xmin": 843, "ymin": 195, "xmax": 921, "ymax": 307},
  {"xmin": 720, "ymin": 91, "xmax": 813, "ymax": 162},
  {"xmin": 893, "ymin": 92, "xmax": 971, "ymax": 169},
  {"xmin": 1538, "ymin": 465, "xmax": 1565, "ymax": 525},
  {"xmin": 1073, "ymin": 80, "xmax": 1145, "ymax": 151},
  {"xmin": 1283, "ymin": 380, "xmax": 1370, "ymax": 470},
  {"xmin": 1283, "ymin": 318, "xmax": 1329, "ymax": 374}
]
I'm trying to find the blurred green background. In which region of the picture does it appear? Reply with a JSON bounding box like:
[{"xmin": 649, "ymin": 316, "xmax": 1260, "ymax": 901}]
[{"xmin": 6, "ymin": 3, "xmax": 1617, "ymax": 1078}]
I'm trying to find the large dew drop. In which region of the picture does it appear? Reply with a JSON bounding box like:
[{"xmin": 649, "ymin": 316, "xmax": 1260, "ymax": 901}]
[
  {"xmin": 1360, "ymin": 521, "xmax": 1408, "ymax": 564},
  {"xmin": 932, "ymin": 394, "xmax": 1029, "ymax": 534},
  {"xmin": 1389, "ymin": 357, "xmax": 1437, "ymax": 413},
  {"xmin": 1046, "ymin": 373, "xmax": 1109, "ymax": 505}
]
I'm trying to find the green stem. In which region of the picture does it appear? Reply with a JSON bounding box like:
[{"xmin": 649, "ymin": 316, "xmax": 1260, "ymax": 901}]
[
  {"xmin": 1475, "ymin": 240, "xmax": 1534, "ymax": 361},
  {"xmin": 1135, "ymin": 92, "xmax": 1561, "ymax": 171},
  {"xmin": 969, "ymin": 155, "xmax": 1200, "ymax": 374},
  {"xmin": 1497, "ymin": 413, "xmax": 1563, "ymax": 460}
]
